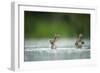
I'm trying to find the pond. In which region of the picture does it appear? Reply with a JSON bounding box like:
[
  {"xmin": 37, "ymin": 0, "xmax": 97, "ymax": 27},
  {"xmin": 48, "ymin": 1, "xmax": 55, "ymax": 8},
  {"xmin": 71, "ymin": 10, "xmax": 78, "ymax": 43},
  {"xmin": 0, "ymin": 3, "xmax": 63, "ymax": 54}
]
[{"xmin": 24, "ymin": 38, "xmax": 90, "ymax": 61}]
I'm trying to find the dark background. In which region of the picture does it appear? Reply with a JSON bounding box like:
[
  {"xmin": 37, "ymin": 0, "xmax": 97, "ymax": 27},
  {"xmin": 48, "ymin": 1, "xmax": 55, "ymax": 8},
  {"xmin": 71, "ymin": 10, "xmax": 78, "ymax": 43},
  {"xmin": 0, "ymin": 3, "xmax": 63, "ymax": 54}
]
[{"xmin": 24, "ymin": 11, "xmax": 90, "ymax": 39}]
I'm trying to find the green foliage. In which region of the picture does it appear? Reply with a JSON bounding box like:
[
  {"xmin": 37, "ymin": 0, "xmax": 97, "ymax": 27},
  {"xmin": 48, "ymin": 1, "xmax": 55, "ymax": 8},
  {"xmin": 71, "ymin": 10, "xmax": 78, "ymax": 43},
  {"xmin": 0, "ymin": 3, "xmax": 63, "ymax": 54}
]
[{"xmin": 24, "ymin": 11, "xmax": 90, "ymax": 38}]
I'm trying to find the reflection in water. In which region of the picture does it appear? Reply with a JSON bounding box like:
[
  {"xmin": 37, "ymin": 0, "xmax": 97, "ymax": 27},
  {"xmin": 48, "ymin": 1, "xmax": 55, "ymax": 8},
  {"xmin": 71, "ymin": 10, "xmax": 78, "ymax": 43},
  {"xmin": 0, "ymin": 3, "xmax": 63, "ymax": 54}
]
[{"xmin": 24, "ymin": 39, "xmax": 90, "ymax": 62}]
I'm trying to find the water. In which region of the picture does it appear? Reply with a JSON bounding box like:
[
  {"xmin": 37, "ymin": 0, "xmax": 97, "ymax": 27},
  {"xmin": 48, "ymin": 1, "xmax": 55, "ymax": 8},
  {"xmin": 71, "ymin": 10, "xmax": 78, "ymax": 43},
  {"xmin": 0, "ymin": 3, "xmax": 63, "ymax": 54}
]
[{"xmin": 24, "ymin": 38, "xmax": 90, "ymax": 62}]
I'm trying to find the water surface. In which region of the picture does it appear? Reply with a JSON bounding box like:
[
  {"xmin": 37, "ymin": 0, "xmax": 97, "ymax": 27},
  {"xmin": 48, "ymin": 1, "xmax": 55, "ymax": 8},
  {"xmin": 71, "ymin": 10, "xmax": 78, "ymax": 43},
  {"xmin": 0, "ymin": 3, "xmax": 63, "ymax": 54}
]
[{"xmin": 24, "ymin": 38, "xmax": 90, "ymax": 61}]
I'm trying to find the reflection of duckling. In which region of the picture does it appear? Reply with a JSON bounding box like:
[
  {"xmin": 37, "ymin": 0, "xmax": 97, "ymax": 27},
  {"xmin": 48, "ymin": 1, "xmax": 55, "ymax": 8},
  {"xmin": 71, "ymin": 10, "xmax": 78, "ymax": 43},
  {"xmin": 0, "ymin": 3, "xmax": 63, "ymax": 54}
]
[
  {"xmin": 50, "ymin": 34, "xmax": 60, "ymax": 49},
  {"xmin": 75, "ymin": 34, "xmax": 84, "ymax": 48}
]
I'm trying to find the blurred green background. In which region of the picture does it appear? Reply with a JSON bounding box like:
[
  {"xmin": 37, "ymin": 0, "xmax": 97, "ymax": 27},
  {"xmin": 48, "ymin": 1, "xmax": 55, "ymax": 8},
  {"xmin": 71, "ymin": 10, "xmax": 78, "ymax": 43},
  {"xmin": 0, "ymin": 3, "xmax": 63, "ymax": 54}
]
[{"xmin": 24, "ymin": 11, "xmax": 90, "ymax": 39}]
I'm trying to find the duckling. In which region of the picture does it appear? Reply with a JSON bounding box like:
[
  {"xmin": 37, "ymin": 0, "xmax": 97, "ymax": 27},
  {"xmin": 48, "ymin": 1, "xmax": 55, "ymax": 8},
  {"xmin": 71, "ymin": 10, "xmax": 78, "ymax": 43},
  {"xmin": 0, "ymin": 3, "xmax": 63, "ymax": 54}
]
[
  {"xmin": 75, "ymin": 33, "xmax": 84, "ymax": 48},
  {"xmin": 50, "ymin": 34, "xmax": 60, "ymax": 49}
]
